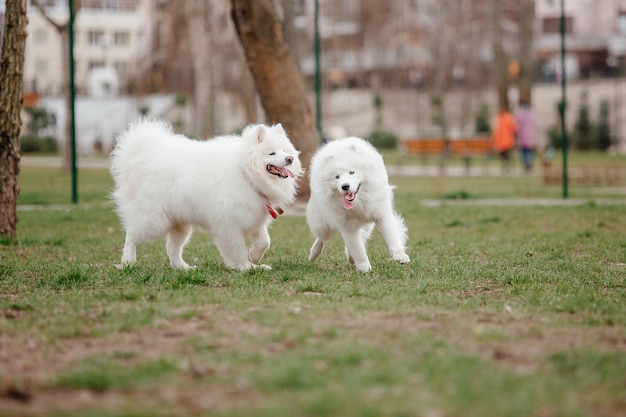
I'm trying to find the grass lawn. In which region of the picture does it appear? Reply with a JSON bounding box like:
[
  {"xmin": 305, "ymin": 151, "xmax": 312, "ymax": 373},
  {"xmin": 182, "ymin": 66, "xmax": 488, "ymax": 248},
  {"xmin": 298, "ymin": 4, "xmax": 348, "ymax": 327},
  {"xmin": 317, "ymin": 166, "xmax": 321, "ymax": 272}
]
[{"xmin": 1, "ymin": 165, "xmax": 625, "ymax": 416}]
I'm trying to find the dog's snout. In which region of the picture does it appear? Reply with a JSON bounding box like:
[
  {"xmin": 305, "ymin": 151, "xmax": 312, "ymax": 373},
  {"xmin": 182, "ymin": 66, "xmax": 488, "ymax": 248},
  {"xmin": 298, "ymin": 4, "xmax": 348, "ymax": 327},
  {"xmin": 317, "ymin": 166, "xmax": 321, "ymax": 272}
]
[
  {"xmin": 341, "ymin": 184, "xmax": 350, "ymax": 191},
  {"xmin": 285, "ymin": 156, "xmax": 293, "ymax": 165}
]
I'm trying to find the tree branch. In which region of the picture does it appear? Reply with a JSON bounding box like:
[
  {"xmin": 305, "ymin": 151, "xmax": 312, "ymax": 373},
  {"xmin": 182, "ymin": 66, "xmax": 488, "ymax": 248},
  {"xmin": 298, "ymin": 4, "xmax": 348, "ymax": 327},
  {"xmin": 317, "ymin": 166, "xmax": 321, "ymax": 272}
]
[{"xmin": 31, "ymin": 0, "xmax": 82, "ymax": 33}]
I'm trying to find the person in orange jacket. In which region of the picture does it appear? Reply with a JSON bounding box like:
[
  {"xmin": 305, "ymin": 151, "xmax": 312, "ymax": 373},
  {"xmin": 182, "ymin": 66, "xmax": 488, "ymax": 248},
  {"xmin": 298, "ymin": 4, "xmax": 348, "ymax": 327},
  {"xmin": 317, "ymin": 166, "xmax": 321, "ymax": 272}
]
[{"xmin": 491, "ymin": 109, "xmax": 517, "ymax": 171}]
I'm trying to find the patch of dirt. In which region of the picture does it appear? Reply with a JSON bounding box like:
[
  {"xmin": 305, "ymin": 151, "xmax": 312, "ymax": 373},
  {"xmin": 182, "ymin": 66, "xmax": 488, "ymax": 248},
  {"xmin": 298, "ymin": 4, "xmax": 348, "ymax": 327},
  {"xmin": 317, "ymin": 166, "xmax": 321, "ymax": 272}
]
[
  {"xmin": 0, "ymin": 304, "xmax": 624, "ymax": 415},
  {"xmin": 0, "ymin": 306, "xmax": 268, "ymax": 415}
]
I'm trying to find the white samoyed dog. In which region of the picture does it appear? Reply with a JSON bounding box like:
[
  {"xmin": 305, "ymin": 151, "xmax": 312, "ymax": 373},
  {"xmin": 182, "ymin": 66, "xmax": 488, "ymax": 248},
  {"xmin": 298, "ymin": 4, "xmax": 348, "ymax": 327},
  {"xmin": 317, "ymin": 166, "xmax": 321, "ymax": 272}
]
[
  {"xmin": 306, "ymin": 137, "xmax": 410, "ymax": 272},
  {"xmin": 110, "ymin": 118, "xmax": 302, "ymax": 271}
]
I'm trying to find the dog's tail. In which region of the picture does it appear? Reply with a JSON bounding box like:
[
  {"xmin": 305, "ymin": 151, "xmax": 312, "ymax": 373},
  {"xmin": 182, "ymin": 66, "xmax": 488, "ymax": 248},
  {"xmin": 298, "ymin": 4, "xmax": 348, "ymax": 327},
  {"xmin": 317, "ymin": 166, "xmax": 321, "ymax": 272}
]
[{"xmin": 109, "ymin": 118, "xmax": 172, "ymax": 182}]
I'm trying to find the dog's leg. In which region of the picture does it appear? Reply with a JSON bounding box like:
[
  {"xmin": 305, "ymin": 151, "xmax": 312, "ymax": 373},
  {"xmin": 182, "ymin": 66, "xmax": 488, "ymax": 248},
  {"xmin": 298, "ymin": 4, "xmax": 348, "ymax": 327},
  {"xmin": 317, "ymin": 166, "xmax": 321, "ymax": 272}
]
[
  {"xmin": 344, "ymin": 224, "xmax": 374, "ymax": 265},
  {"xmin": 121, "ymin": 234, "xmax": 137, "ymax": 265},
  {"xmin": 308, "ymin": 215, "xmax": 333, "ymax": 262},
  {"xmin": 309, "ymin": 226, "xmax": 334, "ymax": 262},
  {"xmin": 341, "ymin": 230, "xmax": 371, "ymax": 272},
  {"xmin": 166, "ymin": 224, "xmax": 193, "ymax": 269},
  {"xmin": 249, "ymin": 226, "xmax": 271, "ymax": 264},
  {"xmin": 309, "ymin": 238, "xmax": 325, "ymax": 261},
  {"xmin": 376, "ymin": 211, "xmax": 410, "ymax": 264},
  {"xmin": 214, "ymin": 233, "xmax": 256, "ymax": 271}
]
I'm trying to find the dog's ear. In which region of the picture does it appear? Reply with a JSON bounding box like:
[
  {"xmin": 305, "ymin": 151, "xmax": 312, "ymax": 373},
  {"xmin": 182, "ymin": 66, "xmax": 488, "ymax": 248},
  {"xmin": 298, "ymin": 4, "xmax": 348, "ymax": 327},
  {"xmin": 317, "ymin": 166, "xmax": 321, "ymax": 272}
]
[
  {"xmin": 243, "ymin": 124, "xmax": 266, "ymax": 144},
  {"xmin": 244, "ymin": 124, "xmax": 265, "ymax": 143},
  {"xmin": 256, "ymin": 126, "xmax": 266, "ymax": 143}
]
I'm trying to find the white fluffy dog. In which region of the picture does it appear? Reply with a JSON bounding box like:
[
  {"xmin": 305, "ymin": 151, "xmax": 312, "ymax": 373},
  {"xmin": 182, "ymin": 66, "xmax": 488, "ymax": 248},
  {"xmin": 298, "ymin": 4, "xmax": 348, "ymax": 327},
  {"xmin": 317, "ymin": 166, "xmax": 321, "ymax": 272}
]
[
  {"xmin": 306, "ymin": 137, "xmax": 410, "ymax": 272},
  {"xmin": 110, "ymin": 119, "xmax": 302, "ymax": 271}
]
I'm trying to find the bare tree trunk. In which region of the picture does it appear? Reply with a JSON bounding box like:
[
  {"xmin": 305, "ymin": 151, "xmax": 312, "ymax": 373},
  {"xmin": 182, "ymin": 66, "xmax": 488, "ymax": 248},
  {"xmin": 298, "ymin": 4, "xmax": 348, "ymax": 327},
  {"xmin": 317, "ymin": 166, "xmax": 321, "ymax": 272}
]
[
  {"xmin": 240, "ymin": 50, "xmax": 258, "ymax": 125},
  {"xmin": 187, "ymin": 0, "xmax": 216, "ymax": 138},
  {"xmin": 0, "ymin": 0, "xmax": 28, "ymax": 238},
  {"xmin": 492, "ymin": 0, "xmax": 509, "ymax": 112},
  {"xmin": 518, "ymin": 0, "xmax": 536, "ymax": 106},
  {"xmin": 231, "ymin": 0, "xmax": 318, "ymax": 199},
  {"xmin": 430, "ymin": 1, "xmax": 448, "ymax": 139}
]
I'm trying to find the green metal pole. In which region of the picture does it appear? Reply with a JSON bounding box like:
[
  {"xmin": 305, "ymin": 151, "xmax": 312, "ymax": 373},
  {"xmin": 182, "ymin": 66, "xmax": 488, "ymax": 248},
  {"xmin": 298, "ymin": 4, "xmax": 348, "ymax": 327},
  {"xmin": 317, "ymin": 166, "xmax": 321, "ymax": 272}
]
[
  {"xmin": 314, "ymin": 0, "xmax": 324, "ymax": 143},
  {"xmin": 68, "ymin": 0, "xmax": 78, "ymax": 203},
  {"xmin": 559, "ymin": 0, "xmax": 568, "ymax": 199}
]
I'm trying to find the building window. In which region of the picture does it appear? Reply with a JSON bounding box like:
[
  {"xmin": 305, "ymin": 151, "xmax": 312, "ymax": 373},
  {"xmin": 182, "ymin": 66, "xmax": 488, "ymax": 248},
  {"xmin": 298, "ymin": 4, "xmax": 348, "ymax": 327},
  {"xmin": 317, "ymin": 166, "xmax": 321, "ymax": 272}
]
[
  {"xmin": 88, "ymin": 60, "xmax": 106, "ymax": 70},
  {"xmin": 114, "ymin": 31, "xmax": 130, "ymax": 46},
  {"xmin": 115, "ymin": 61, "xmax": 128, "ymax": 76},
  {"xmin": 81, "ymin": 0, "xmax": 139, "ymax": 12},
  {"xmin": 542, "ymin": 16, "xmax": 573, "ymax": 34},
  {"xmin": 88, "ymin": 30, "xmax": 107, "ymax": 46},
  {"xmin": 618, "ymin": 12, "xmax": 626, "ymax": 36}
]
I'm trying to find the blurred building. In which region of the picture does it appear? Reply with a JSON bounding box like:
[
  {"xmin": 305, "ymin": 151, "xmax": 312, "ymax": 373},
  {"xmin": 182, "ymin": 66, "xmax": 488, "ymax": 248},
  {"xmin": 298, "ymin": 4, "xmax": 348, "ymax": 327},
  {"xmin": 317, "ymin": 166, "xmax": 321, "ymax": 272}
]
[
  {"xmin": 23, "ymin": 0, "xmax": 151, "ymax": 96},
  {"xmin": 299, "ymin": 0, "xmax": 626, "ymax": 89},
  {"xmin": 14, "ymin": 0, "xmax": 626, "ymax": 97},
  {"xmin": 537, "ymin": 0, "xmax": 626, "ymax": 80}
]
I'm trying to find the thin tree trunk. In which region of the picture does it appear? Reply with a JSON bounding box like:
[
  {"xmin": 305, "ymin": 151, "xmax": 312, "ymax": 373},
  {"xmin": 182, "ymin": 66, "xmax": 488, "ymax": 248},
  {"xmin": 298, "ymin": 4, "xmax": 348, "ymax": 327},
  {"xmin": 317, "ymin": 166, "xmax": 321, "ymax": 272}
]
[
  {"xmin": 0, "ymin": 0, "xmax": 28, "ymax": 238},
  {"xmin": 187, "ymin": 0, "xmax": 216, "ymax": 138},
  {"xmin": 240, "ymin": 50, "xmax": 258, "ymax": 125},
  {"xmin": 493, "ymin": 0, "xmax": 509, "ymax": 112},
  {"xmin": 518, "ymin": 0, "xmax": 536, "ymax": 106},
  {"xmin": 231, "ymin": 0, "xmax": 318, "ymax": 200}
]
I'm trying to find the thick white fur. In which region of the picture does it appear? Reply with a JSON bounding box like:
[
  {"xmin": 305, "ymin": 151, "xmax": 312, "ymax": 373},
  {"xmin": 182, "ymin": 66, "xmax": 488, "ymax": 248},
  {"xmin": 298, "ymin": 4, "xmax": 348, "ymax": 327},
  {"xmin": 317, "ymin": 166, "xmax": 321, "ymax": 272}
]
[
  {"xmin": 110, "ymin": 118, "xmax": 302, "ymax": 271},
  {"xmin": 306, "ymin": 137, "xmax": 410, "ymax": 272}
]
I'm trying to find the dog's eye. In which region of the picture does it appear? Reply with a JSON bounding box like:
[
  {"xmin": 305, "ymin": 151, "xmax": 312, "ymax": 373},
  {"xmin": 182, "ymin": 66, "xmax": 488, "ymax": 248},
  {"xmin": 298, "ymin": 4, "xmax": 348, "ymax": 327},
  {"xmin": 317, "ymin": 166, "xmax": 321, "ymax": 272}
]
[
  {"xmin": 349, "ymin": 171, "xmax": 355, "ymax": 175},
  {"xmin": 269, "ymin": 152, "xmax": 276, "ymax": 156},
  {"xmin": 335, "ymin": 175, "xmax": 340, "ymax": 180}
]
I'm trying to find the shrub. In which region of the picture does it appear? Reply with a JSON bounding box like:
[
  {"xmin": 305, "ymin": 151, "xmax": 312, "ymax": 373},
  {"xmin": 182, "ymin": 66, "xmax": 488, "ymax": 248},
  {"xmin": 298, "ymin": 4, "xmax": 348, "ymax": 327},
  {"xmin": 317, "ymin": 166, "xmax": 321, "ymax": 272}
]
[
  {"xmin": 546, "ymin": 126, "xmax": 562, "ymax": 150},
  {"xmin": 573, "ymin": 92, "xmax": 593, "ymax": 150},
  {"xmin": 25, "ymin": 107, "xmax": 50, "ymax": 136},
  {"xmin": 138, "ymin": 105, "xmax": 150, "ymax": 116},
  {"xmin": 366, "ymin": 130, "xmax": 398, "ymax": 149},
  {"xmin": 175, "ymin": 92, "xmax": 187, "ymax": 107},
  {"xmin": 474, "ymin": 102, "xmax": 491, "ymax": 134},
  {"xmin": 20, "ymin": 135, "xmax": 59, "ymax": 153},
  {"xmin": 594, "ymin": 99, "xmax": 612, "ymax": 151}
]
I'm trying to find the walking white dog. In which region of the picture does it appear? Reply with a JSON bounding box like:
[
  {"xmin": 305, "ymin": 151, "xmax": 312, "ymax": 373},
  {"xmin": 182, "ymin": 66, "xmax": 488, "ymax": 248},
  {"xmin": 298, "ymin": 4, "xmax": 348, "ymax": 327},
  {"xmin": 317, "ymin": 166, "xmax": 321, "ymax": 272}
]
[
  {"xmin": 306, "ymin": 137, "xmax": 410, "ymax": 272},
  {"xmin": 110, "ymin": 119, "xmax": 302, "ymax": 271}
]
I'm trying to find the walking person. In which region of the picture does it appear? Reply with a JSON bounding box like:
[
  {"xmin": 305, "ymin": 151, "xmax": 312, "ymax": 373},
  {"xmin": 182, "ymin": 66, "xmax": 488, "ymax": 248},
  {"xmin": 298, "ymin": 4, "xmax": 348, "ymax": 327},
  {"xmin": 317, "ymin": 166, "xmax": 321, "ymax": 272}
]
[
  {"xmin": 515, "ymin": 101, "xmax": 536, "ymax": 172},
  {"xmin": 491, "ymin": 108, "xmax": 517, "ymax": 172}
]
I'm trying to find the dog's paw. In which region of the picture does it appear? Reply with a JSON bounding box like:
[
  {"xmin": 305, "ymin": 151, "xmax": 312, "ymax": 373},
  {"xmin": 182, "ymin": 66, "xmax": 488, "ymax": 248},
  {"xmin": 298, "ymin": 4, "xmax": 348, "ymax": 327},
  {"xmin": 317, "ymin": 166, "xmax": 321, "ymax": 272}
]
[
  {"xmin": 172, "ymin": 261, "xmax": 195, "ymax": 270},
  {"xmin": 254, "ymin": 263, "xmax": 272, "ymax": 271},
  {"xmin": 116, "ymin": 260, "xmax": 137, "ymax": 270},
  {"xmin": 355, "ymin": 262, "xmax": 372, "ymax": 273},
  {"xmin": 394, "ymin": 253, "xmax": 410, "ymax": 264}
]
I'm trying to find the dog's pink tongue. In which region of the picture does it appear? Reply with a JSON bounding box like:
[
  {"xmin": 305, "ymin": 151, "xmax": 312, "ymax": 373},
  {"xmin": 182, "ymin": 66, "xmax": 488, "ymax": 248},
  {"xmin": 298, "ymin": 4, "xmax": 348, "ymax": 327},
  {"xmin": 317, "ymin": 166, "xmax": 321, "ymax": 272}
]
[
  {"xmin": 343, "ymin": 194, "xmax": 354, "ymax": 210},
  {"xmin": 279, "ymin": 167, "xmax": 295, "ymax": 178}
]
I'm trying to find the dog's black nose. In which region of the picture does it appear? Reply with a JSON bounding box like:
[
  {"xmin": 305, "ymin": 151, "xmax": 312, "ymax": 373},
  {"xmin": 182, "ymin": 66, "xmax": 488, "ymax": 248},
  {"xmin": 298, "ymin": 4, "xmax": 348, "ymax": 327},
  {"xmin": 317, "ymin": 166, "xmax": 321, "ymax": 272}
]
[
  {"xmin": 341, "ymin": 184, "xmax": 350, "ymax": 191},
  {"xmin": 285, "ymin": 156, "xmax": 293, "ymax": 165}
]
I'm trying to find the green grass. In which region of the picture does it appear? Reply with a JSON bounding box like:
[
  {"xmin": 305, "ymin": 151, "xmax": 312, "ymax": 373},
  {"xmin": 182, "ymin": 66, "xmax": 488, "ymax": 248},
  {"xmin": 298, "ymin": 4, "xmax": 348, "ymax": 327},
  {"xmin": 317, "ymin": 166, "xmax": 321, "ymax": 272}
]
[
  {"xmin": 17, "ymin": 150, "xmax": 626, "ymax": 205},
  {"xmin": 18, "ymin": 165, "xmax": 113, "ymax": 205},
  {"xmin": 1, "ymin": 188, "xmax": 625, "ymax": 416},
  {"xmin": 3, "ymin": 156, "xmax": 626, "ymax": 415}
]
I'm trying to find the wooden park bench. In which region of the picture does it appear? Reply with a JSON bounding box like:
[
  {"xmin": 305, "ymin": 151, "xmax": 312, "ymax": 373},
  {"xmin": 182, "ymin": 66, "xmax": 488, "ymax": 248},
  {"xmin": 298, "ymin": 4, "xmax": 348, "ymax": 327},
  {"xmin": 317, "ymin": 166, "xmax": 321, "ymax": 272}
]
[{"xmin": 400, "ymin": 136, "xmax": 493, "ymax": 172}]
